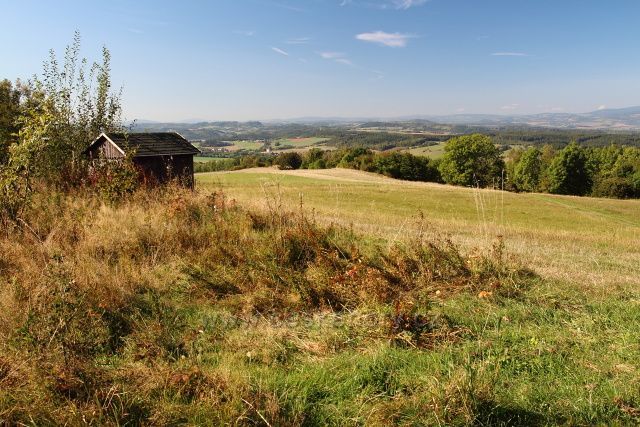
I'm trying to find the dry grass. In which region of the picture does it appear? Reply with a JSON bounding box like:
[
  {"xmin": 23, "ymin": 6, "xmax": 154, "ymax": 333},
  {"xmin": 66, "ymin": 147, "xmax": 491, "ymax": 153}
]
[
  {"xmin": 198, "ymin": 168, "xmax": 640, "ymax": 288},
  {"xmin": 0, "ymin": 185, "xmax": 542, "ymax": 425}
]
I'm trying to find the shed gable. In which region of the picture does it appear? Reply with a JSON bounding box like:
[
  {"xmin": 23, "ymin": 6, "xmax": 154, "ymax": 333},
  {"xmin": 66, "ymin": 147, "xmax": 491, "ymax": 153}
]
[{"xmin": 87, "ymin": 135, "xmax": 125, "ymax": 160}]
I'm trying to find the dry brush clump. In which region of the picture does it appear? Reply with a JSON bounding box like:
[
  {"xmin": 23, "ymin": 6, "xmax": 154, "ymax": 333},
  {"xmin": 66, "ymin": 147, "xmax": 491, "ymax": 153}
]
[{"xmin": 0, "ymin": 186, "xmax": 537, "ymax": 424}]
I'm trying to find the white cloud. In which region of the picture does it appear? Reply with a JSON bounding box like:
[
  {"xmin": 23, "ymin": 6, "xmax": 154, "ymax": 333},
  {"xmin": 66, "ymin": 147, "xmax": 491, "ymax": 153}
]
[
  {"xmin": 501, "ymin": 103, "xmax": 520, "ymax": 111},
  {"xmin": 318, "ymin": 51, "xmax": 353, "ymax": 66},
  {"xmin": 271, "ymin": 47, "xmax": 290, "ymax": 56},
  {"xmin": 319, "ymin": 51, "xmax": 344, "ymax": 59},
  {"xmin": 392, "ymin": 0, "xmax": 427, "ymax": 9},
  {"xmin": 334, "ymin": 58, "xmax": 354, "ymax": 66},
  {"xmin": 286, "ymin": 37, "xmax": 310, "ymax": 44},
  {"xmin": 456, "ymin": 107, "xmax": 466, "ymax": 113},
  {"xmin": 597, "ymin": 105, "xmax": 606, "ymax": 110},
  {"xmin": 370, "ymin": 70, "xmax": 384, "ymax": 81},
  {"xmin": 356, "ymin": 31, "xmax": 412, "ymax": 47},
  {"xmin": 234, "ymin": 30, "xmax": 255, "ymax": 36},
  {"xmin": 491, "ymin": 52, "xmax": 528, "ymax": 57}
]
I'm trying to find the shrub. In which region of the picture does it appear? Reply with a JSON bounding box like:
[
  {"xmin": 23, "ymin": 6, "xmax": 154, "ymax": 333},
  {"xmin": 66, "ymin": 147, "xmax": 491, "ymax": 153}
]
[
  {"xmin": 372, "ymin": 152, "xmax": 441, "ymax": 182},
  {"xmin": 592, "ymin": 176, "xmax": 637, "ymax": 199},
  {"xmin": 275, "ymin": 152, "xmax": 302, "ymax": 170},
  {"xmin": 87, "ymin": 157, "xmax": 139, "ymax": 203}
]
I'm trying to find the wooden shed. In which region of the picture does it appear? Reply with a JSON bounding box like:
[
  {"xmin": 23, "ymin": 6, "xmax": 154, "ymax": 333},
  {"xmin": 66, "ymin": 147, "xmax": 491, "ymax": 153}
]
[{"xmin": 86, "ymin": 132, "xmax": 201, "ymax": 187}]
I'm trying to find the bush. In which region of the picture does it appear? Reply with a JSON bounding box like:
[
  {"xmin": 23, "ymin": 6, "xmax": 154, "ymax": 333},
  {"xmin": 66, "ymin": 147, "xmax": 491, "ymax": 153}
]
[
  {"xmin": 592, "ymin": 177, "xmax": 637, "ymax": 199},
  {"xmin": 87, "ymin": 158, "xmax": 139, "ymax": 203},
  {"xmin": 275, "ymin": 152, "xmax": 302, "ymax": 170},
  {"xmin": 372, "ymin": 152, "xmax": 441, "ymax": 182}
]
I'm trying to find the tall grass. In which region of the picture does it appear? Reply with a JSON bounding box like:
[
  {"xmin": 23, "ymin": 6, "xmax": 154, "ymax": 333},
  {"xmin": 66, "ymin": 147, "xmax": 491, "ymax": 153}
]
[{"xmin": 0, "ymin": 186, "xmax": 636, "ymax": 425}]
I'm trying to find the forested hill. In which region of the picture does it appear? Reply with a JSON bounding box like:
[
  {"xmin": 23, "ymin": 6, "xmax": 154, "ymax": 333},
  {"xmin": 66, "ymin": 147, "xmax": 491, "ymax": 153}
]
[{"xmin": 132, "ymin": 119, "xmax": 640, "ymax": 150}]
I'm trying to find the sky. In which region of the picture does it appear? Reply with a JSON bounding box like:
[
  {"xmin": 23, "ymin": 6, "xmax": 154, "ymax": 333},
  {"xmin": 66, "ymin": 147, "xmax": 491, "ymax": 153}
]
[{"xmin": 2, "ymin": 0, "xmax": 640, "ymax": 121}]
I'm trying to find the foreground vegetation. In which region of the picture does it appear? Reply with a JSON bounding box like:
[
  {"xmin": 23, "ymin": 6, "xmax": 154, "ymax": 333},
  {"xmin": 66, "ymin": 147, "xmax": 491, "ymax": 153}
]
[{"xmin": 1, "ymin": 185, "xmax": 638, "ymax": 425}]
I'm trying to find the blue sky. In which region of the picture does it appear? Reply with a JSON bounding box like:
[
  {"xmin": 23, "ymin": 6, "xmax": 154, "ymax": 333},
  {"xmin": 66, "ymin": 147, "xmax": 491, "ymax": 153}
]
[{"xmin": 2, "ymin": 0, "xmax": 640, "ymax": 121}]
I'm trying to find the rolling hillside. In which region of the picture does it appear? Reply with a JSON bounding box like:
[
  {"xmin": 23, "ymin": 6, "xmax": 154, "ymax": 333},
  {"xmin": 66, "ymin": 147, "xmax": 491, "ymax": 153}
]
[{"xmin": 198, "ymin": 168, "xmax": 640, "ymax": 287}]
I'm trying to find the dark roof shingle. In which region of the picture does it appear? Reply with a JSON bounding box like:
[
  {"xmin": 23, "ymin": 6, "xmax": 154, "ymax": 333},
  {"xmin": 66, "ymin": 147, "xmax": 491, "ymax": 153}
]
[{"xmin": 104, "ymin": 132, "xmax": 200, "ymax": 157}]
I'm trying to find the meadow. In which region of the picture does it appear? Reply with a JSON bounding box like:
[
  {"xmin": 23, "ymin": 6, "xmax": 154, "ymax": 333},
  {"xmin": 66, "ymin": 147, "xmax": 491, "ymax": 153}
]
[
  {"xmin": 0, "ymin": 170, "xmax": 638, "ymax": 425},
  {"xmin": 198, "ymin": 168, "xmax": 640, "ymax": 287},
  {"xmin": 273, "ymin": 137, "xmax": 330, "ymax": 149}
]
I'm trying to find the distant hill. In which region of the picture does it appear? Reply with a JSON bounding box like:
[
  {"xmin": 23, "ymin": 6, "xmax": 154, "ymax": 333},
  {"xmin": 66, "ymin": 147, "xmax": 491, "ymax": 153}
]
[{"xmin": 131, "ymin": 106, "xmax": 640, "ymax": 141}]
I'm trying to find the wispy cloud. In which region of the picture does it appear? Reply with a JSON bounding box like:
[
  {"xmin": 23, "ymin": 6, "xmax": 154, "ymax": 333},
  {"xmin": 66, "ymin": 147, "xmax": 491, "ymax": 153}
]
[
  {"xmin": 335, "ymin": 58, "xmax": 354, "ymax": 66},
  {"xmin": 286, "ymin": 37, "xmax": 310, "ymax": 45},
  {"xmin": 128, "ymin": 28, "xmax": 144, "ymax": 34},
  {"xmin": 234, "ymin": 30, "xmax": 255, "ymax": 36},
  {"xmin": 392, "ymin": 0, "xmax": 427, "ymax": 9},
  {"xmin": 491, "ymin": 52, "xmax": 528, "ymax": 57},
  {"xmin": 370, "ymin": 70, "xmax": 384, "ymax": 81},
  {"xmin": 356, "ymin": 31, "xmax": 412, "ymax": 47},
  {"xmin": 597, "ymin": 105, "xmax": 607, "ymax": 110},
  {"xmin": 318, "ymin": 51, "xmax": 353, "ymax": 66},
  {"xmin": 271, "ymin": 47, "xmax": 290, "ymax": 56},
  {"xmin": 341, "ymin": 0, "xmax": 427, "ymax": 10},
  {"xmin": 319, "ymin": 52, "xmax": 343, "ymax": 59}
]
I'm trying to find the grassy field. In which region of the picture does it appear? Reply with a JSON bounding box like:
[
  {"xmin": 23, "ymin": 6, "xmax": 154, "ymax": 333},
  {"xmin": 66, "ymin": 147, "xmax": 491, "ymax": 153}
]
[
  {"xmin": 273, "ymin": 137, "xmax": 329, "ymax": 149},
  {"xmin": 196, "ymin": 168, "xmax": 640, "ymax": 424},
  {"xmin": 198, "ymin": 168, "xmax": 640, "ymax": 287},
  {"xmin": 193, "ymin": 156, "xmax": 226, "ymax": 163},
  {"xmin": 226, "ymin": 140, "xmax": 265, "ymax": 151},
  {"xmin": 406, "ymin": 142, "xmax": 447, "ymax": 158},
  {"xmin": 1, "ymin": 170, "xmax": 638, "ymax": 425}
]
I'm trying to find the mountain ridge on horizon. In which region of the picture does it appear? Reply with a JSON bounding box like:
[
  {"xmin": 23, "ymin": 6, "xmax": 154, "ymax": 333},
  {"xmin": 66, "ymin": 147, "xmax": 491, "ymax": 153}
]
[{"xmin": 135, "ymin": 105, "xmax": 640, "ymax": 131}]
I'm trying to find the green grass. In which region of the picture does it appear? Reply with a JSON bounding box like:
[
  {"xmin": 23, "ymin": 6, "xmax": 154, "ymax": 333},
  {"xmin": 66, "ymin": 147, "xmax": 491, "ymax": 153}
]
[
  {"xmin": 193, "ymin": 156, "xmax": 226, "ymax": 163},
  {"xmin": 197, "ymin": 168, "xmax": 640, "ymax": 287},
  {"xmin": 226, "ymin": 140, "xmax": 265, "ymax": 151},
  {"xmin": 406, "ymin": 142, "xmax": 447, "ymax": 158},
  {"xmin": 1, "ymin": 172, "xmax": 638, "ymax": 425},
  {"xmin": 193, "ymin": 168, "xmax": 640, "ymax": 424},
  {"xmin": 273, "ymin": 137, "xmax": 329, "ymax": 149}
]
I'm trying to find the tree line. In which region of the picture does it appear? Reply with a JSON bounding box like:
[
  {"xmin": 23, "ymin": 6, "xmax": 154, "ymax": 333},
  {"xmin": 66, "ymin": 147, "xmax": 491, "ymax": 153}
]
[{"xmin": 198, "ymin": 134, "xmax": 640, "ymax": 199}]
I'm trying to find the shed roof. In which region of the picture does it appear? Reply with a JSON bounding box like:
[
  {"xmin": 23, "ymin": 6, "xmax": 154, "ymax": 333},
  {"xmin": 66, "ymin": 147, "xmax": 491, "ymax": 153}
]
[{"xmin": 90, "ymin": 132, "xmax": 200, "ymax": 157}]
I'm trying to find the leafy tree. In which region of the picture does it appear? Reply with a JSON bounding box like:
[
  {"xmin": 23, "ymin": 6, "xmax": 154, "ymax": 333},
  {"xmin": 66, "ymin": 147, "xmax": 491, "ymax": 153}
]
[
  {"xmin": 0, "ymin": 79, "xmax": 23, "ymax": 164},
  {"xmin": 547, "ymin": 142, "xmax": 592, "ymax": 195},
  {"xmin": 10, "ymin": 32, "xmax": 123, "ymax": 187},
  {"xmin": 438, "ymin": 134, "xmax": 504, "ymax": 187},
  {"xmin": 301, "ymin": 148, "xmax": 325, "ymax": 169},
  {"xmin": 275, "ymin": 152, "xmax": 302, "ymax": 170},
  {"xmin": 373, "ymin": 152, "xmax": 440, "ymax": 182},
  {"xmin": 338, "ymin": 147, "xmax": 373, "ymax": 170},
  {"xmin": 512, "ymin": 147, "xmax": 542, "ymax": 192}
]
